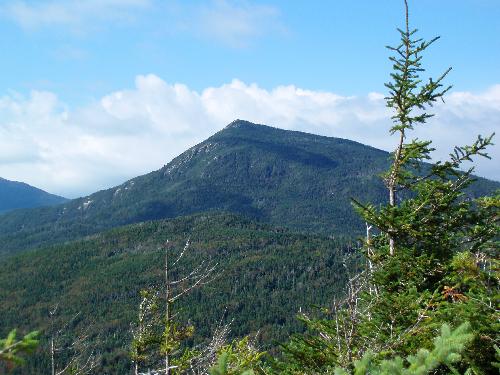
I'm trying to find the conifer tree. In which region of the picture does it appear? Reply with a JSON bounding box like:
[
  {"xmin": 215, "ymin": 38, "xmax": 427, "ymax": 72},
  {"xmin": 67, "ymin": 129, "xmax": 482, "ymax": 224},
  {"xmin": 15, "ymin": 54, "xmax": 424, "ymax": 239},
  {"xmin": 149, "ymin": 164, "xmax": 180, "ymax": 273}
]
[
  {"xmin": 279, "ymin": 0, "xmax": 498, "ymax": 373},
  {"xmin": 334, "ymin": 323, "xmax": 473, "ymax": 375},
  {"xmin": 381, "ymin": 0, "xmax": 452, "ymax": 256},
  {"xmin": 351, "ymin": 1, "xmax": 498, "ymax": 371}
]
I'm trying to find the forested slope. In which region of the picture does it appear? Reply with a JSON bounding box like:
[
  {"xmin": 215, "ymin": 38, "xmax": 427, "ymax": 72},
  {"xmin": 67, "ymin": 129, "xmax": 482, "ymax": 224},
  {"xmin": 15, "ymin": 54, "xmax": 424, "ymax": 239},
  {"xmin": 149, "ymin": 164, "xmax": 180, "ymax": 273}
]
[{"xmin": 0, "ymin": 213, "xmax": 354, "ymax": 373}]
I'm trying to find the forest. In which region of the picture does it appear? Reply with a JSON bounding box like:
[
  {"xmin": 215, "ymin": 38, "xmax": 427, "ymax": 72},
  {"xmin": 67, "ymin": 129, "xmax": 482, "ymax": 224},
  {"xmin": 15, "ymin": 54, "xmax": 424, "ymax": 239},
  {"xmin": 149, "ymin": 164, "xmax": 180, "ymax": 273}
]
[{"xmin": 1, "ymin": 1, "xmax": 498, "ymax": 374}]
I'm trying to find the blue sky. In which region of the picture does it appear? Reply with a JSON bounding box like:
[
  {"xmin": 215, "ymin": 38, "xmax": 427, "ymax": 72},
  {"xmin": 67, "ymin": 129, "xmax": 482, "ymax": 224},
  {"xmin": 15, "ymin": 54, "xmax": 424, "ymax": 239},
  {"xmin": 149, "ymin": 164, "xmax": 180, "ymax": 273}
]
[
  {"xmin": 0, "ymin": 0, "xmax": 499, "ymax": 197},
  {"xmin": 2, "ymin": 0, "xmax": 499, "ymax": 102}
]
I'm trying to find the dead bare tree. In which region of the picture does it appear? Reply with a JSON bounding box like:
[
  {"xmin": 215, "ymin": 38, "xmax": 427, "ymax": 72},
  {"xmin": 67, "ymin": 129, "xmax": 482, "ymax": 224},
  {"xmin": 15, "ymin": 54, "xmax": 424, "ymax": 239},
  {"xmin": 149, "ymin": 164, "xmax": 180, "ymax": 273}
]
[
  {"xmin": 48, "ymin": 305, "xmax": 99, "ymax": 375},
  {"xmin": 296, "ymin": 240, "xmax": 380, "ymax": 368},
  {"xmin": 133, "ymin": 239, "xmax": 218, "ymax": 375},
  {"xmin": 186, "ymin": 311, "xmax": 233, "ymax": 375}
]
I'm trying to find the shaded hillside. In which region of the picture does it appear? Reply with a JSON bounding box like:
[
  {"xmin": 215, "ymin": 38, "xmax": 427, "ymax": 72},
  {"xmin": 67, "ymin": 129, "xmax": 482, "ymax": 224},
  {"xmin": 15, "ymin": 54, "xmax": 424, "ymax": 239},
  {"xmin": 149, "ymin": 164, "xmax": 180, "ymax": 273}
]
[
  {"xmin": 0, "ymin": 120, "xmax": 497, "ymax": 257},
  {"xmin": 0, "ymin": 213, "xmax": 354, "ymax": 374},
  {"xmin": 0, "ymin": 177, "xmax": 67, "ymax": 214}
]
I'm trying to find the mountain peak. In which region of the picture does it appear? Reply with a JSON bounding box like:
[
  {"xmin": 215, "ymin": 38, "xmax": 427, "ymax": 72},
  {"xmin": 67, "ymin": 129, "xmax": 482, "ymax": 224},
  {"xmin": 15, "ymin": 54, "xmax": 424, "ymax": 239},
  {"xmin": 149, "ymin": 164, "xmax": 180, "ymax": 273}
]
[
  {"xmin": 217, "ymin": 119, "xmax": 293, "ymax": 141},
  {"xmin": 224, "ymin": 119, "xmax": 264, "ymax": 129}
]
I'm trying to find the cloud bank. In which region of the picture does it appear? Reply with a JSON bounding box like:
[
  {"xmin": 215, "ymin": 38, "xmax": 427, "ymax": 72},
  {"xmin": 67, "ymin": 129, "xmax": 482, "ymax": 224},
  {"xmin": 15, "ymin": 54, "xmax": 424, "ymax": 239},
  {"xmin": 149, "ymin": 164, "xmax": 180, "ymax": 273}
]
[{"xmin": 0, "ymin": 75, "xmax": 498, "ymax": 198}]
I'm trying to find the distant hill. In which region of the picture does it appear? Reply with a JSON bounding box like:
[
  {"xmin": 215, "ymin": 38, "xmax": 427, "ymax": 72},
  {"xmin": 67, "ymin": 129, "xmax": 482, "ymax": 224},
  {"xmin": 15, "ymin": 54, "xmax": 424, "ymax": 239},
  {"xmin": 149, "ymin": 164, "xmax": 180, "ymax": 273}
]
[
  {"xmin": 0, "ymin": 120, "xmax": 497, "ymax": 256},
  {"xmin": 0, "ymin": 177, "xmax": 67, "ymax": 214},
  {"xmin": 0, "ymin": 213, "xmax": 353, "ymax": 373}
]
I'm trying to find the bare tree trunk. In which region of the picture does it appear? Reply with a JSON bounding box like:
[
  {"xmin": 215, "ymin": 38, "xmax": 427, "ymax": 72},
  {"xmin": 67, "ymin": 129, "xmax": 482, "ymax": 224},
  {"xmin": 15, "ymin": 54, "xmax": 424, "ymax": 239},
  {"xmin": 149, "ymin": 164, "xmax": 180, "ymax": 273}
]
[
  {"xmin": 50, "ymin": 306, "xmax": 57, "ymax": 375},
  {"xmin": 365, "ymin": 223, "xmax": 373, "ymax": 273},
  {"xmin": 387, "ymin": 0, "xmax": 411, "ymax": 257},
  {"xmin": 51, "ymin": 337, "xmax": 55, "ymax": 375},
  {"xmin": 165, "ymin": 246, "xmax": 170, "ymax": 375},
  {"xmin": 365, "ymin": 223, "xmax": 377, "ymax": 299},
  {"xmin": 388, "ymin": 130, "xmax": 405, "ymax": 256},
  {"xmin": 48, "ymin": 305, "xmax": 98, "ymax": 375}
]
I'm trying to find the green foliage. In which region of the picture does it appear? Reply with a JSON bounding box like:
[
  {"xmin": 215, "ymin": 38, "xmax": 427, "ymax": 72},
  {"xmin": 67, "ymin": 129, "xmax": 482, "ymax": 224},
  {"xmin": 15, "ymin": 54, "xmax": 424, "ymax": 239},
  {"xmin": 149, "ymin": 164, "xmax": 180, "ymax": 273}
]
[
  {"xmin": 210, "ymin": 337, "xmax": 268, "ymax": 375},
  {"xmin": 351, "ymin": 2, "xmax": 499, "ymax": 370},
  {"xmin": 278, "ymin": 318, "xmax": 340, "ymax": 372},
  {"xmin": 131, "ymin": 284, "xmax": 199, "ymax": 374},
  {"xmin": 160, "ymin": 321, "xmax": 197, "ymax": 371},
  {"xmin": 130, "ymin": 290, "xmax": 161, "ymax": 371},
  {"xmin": 0, "ymin": 329, "xmax": 39, "ymax": 368},
  {"xmin": 349, "ymin": 9, "xmax": 499, "ymax": 367},
  {"xmin": 492, "ymin": 345, "xmax": 500, "ymax": 370},
  {"xmin": 347, "ymin": 167, "xmax": 498, "ymax": 373},
  {"xmin": 279, "ymin": 1, "xmax": 499, "ymax": 374},
  {"xmin": 384, "ymin": 21, "xmax": 451, "ymax": 134},
  {"xmin": 210, "ymin": 353, "xmax": 254, "ymax": 375},
  {"xmin": 334, "ymin": 323, "xmax": 473, "ymax": 375}
]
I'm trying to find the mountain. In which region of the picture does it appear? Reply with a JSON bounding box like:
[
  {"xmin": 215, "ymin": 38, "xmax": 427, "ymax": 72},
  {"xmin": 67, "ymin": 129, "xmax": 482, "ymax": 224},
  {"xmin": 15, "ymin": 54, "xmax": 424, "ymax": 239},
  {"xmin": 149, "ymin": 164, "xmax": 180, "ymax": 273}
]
[
  {"xmin": 0, "ymin": 213, "xmax": 353, "ymax": 373},
  {"xmin": 0, "ymin": 177, "xmax": 67, "ymax": 214},
  {"xmin": 0, "ymin": 120, "xmax": 497, "ymax": 257}
]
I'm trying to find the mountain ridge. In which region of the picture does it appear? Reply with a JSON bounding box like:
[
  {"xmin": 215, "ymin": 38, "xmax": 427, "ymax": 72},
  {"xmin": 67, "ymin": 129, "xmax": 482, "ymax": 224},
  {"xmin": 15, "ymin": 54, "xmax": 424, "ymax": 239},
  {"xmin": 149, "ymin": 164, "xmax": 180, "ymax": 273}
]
[
  {"xmin": 0, "ymin": 177, "xmax": 67, "ymax": 214},
  {"xmin": 0, "ymin": 120, "xmax": 497, "ymax": 257}
]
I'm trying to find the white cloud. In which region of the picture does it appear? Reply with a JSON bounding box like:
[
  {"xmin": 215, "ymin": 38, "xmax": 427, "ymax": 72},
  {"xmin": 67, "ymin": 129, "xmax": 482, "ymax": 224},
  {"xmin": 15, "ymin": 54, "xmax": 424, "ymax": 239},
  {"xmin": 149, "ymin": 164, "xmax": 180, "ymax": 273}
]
[
  {"xmin": 0, "ymin": 76, "xmax": 498, "ymax": 198},
  {"xmin": 2, "ymin": 0, "xmax": 150, "ymax": 32}
]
